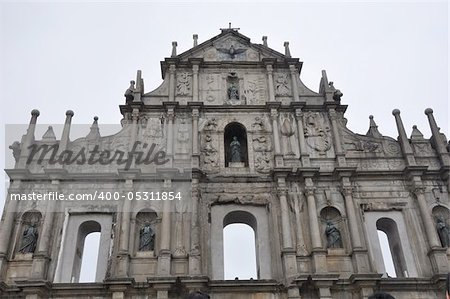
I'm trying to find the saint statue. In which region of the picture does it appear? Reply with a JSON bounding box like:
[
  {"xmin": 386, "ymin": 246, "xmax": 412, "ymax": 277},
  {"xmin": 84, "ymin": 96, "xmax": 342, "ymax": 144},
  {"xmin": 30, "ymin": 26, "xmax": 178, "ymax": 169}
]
[
  {"xmin": 139, "ymin": 223, "xmax": 155, "ymax": 251},
  {"xmin": 325, "ymin": 220, "xmax": 343, "ymax": 248},
  {"xmin": 436, "ymin": 217, "xmax": 450, "ymax": 247},
  {"xmin": 124, "ymin": 80, "xmax": 135, "ymax": 104},
  {"xmin": 19, "ymin": 223, "xmax": 38, "ymax": 254},
  {"xmin": 230, "ymin": 136, "xmax": 241, "ymax": 162},
  {"xmin": 228, "ymin": 83, "xmax": 239, "ymax": 100}
]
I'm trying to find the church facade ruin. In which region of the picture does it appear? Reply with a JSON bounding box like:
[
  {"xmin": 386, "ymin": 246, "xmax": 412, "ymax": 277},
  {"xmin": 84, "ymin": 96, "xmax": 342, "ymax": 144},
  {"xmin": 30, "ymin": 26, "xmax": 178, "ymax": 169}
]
[{"xmin": 1, "ymin": 28, "xmax": 449, "ymax": 299}]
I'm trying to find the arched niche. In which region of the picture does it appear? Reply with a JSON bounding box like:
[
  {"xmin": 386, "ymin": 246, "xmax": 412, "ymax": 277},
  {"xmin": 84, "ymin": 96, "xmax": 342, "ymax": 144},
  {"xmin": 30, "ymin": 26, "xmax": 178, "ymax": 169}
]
[
  {"xmin": 320, "ymin": 206, "xmax": 345, "ymax": 250},
  {"xmin": 224, "ymin": 122, "xmax": 248, "ymax": 167},
  {"xmin": 15, "ymin": 210, "xmax": 42, "ymax": 256},
  {"xmin": 135, "ymin": 210, "xmax": 158, "ymax": 255},
  {"xmin": 432, "ymin": 205, "xmax": 450, "ymax": 247}
]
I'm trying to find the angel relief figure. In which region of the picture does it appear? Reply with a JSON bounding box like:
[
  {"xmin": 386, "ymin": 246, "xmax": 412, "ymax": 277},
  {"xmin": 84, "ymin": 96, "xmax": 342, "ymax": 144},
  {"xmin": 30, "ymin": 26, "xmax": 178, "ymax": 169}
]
[{"xmin": 216, "ymin": 44, "xmax": 247, "ymax": 59}]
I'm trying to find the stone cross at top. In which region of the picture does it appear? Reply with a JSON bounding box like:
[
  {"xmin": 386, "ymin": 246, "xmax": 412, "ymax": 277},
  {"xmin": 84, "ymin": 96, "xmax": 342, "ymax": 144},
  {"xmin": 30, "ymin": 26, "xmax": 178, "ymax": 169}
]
[{"xmin": 221, "ymin": 22, "xmax": 240, "ymax": 32}]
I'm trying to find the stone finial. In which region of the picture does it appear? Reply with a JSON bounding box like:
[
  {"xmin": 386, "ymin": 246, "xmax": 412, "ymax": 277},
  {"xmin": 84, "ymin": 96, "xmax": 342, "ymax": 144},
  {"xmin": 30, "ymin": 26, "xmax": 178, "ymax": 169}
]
[
  {"xmin": 262, "ymin": 36, "xmax": 268, "ymax": 47},
  {"xmin": 193, "ymin": 34, "xmax": 198, "ymax": 47},
  {"xmin": 30, "ymin": 109, "xmax": 40, "ymax": 125},
  {"xmin": 171, "ymin": 41, "xmax": 178, "ymax": 57},
  {"xmin": 366, "ymin": 115, "xmax": 382, "ymax": 138},
  {"xmin": 42, "ymin": 126, "xmax": 56, "ymax": 141},
  {"xmin": 410, "ymin": 125, "xmax": 424, "ymax": 140},
  {"xmin": 284, "ymin": 41, "xmax": 291, "ymax": 58},
  {"xmin": 86, "ymin": 116, "xmax": 100, "ymax": 140},
  {"xmin": 66, "ymin": 110, "xmax": 74, "ymax": 117}
]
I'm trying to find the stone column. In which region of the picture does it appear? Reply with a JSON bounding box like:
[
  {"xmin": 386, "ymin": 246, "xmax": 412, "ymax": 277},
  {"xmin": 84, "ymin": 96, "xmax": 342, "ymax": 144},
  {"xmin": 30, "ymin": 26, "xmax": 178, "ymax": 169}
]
[
  {"xmin": 392, "ymin": 109, "xmax": 416, "ymax": 166},
  {"xmin": 190, "ymin": 105, "xmax": 201, "ymax": 168},
  {"xmin": 294, "ymin": 108, "xmax": 310, "ymax": 167},
  {"xmin": 18, "ymin": 109, "xmax": 40, "ymax": 168},
  {"xmin": 304, "ymin": 177, "xmax": 327, "ymax": 273},
  {"xmin": 165, "ymin": 105, "xmax": 175, "ymax": 166},
  {"xmin": 425, "ymin": 108, "xmax": 450, "ymax": 166},
  {"xmin": 269, "ymin": 105, "xmax": 284, "ymax": 167},
  {"xmin": 277, "ymin": 177, "xmax": 293, "ymax": 249},
  {"xmin": 192, "ymin": 64, "xmax": 199, "ymax": 102},
  {"xmin": 158, "ymin": 178, "xmax": 172, "ymax": 275},
  {"xmin": 115, "ymin": 110, "xmax": 139, "ymax": 278},
  {"xmin": 413, "ymin": 186, "xmax": 440, "ymax": 248},
  {"xmin": 168, "ymin": 65, "xmax": 176, "ymax": 102},
  {"xmin": 289, "ymin": 64, "xmax": 300, "ymax": 102},
  {"xmin": 188, "ymin": 177, "xmax": 201, "ymax": 275},
  {"xmin": 266, "ymin": 64, "xmax": 276, "ymax": 102},
  {"xmin": 328, "ymin": 108, "xmax": 346, "ymax": 166},
  {"xmin": 341, "ymin": 184, "xmax": 362, "ymax": 249},
  {"xmin": 0, "ymin": 181, "xmax": 20, "ymax": 278}
]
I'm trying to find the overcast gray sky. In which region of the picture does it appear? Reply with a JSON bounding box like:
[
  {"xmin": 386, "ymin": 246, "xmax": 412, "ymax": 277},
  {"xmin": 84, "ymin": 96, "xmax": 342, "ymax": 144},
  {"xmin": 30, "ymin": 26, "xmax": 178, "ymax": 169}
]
[{"xmin": 0, "ymin": 0, "xmax": 448, "ymax": 281}]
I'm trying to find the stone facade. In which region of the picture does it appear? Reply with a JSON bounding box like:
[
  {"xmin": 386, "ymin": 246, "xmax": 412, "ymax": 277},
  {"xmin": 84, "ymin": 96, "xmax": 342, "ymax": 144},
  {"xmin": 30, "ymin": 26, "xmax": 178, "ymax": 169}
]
[{"xmin": 0, "ymin": 28, "xmax": 449, "ymax": 299}]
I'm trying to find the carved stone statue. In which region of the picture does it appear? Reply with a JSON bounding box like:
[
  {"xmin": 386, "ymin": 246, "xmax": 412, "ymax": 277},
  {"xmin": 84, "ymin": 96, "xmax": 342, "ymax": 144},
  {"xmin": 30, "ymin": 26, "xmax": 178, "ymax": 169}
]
[
  {"xmin": 329, "ymin": 82, "xmax": 343, "ymax": 101},
  {"xmin": 325, "ymin": 220, "xmax": 343, "ymax": 248},
  {"xmin": 18, "ymin": 223, "xmax": 38, "ymax": 254},
  {"xmin": 139, "ymin": 223, "xmax": 155, "ymax": 251},
  {"xmin": 436, "ymin": 217, "xmax": 450, "ymax": 247},
  {"xmin": 9, "ymin": 141, "xmax": 21, "ymax": 162},
  {"xmin": 228, "ymin": 83, "xmax": 239, "ymax": 100},
  {"xmin": 230, "ymin": 136, "xmax": 241, "ymax": 162},
  {"xmin": 124, "ymin": 80, "xmax": 135, "ymax": 104}
]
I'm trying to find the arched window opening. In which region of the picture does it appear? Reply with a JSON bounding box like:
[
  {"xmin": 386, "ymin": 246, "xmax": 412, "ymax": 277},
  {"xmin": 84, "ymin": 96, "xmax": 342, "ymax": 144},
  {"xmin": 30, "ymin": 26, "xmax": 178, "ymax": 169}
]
[
  {"xmin": 72, "ymin": 221, "xmax": 101, "ymax": 283},
  {"xmin": 376, "ymin": 218, "xmax": 407, "ymax": 278},
  {"xmin": 224, "ymin": 122, "xmax": 248, "ymax": 167},
  {"xmin": 223, "ymin": 224, "xmax": 257, "ymax": 280},
  {"xmin": 79, "ymin": 232, "xmax": 101, "ymax": 282},
  {"xmin": 377, "ymin": 230, "xmax": 396, "ymax": 278},
  {"xmin": 223, "ymin": 211, "xmax": 258, "ymax": 280}
]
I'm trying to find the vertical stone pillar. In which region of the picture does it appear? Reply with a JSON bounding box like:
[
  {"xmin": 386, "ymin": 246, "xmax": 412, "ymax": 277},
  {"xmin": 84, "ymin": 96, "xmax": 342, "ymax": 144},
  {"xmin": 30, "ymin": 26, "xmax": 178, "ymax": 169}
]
[
  {"xmin": 158, "ymin": 178, "xmax": 172, "ymax": 275},
  {"xmin": 304, "ymin": 177, "xmax": 327, "ymax": 273},
  {"xmin": 277, "ymin": 177, "xmax": 293, "ymax": 249},
  {"xmin": 289, "ymin": 64, "xmax": 300, "ymax": 102},
  {"xmin": 392, "ymin": 109, "xmax": 416, "ymax": 166},
  {"xmin": 0, "ymin": 181, "xmax": 20, "ymax": 278},
  {"xmin": 191, "ymin": 63, "xmax": 200, "ymax": 102},
  {"xmin": 268, "ymin": 103, "xmax": 283, "ymax": 167},
  {"xmin": 265, "ymin": 62, "xmax": 276, "ymax": 102},
  {"xmin": 188, "ymin": 177, "xmax": 201, "ymax": 275},
  {"xmin": 425, "ymin": 108, "xmax": 450, "ymax": 166},
  {"xmin": 413, "ymin": 186, "xmax": 440, "ymax": 248},
  {"xmin": 340, "ymin": 175, "xmax": 371, "ymax": 273},
  {"xmin": 164, "ymin": 104, "xmax": 176, "ymax": 166},
  {"xmin": 412, "ymin": 184, "xmax": 449, "ymax": 274},
  {"xmin": 328, "ymin": 108, "xmax": 346, "ymax": 166},
  {"xmin": 116, "ymin": 110, "xmax": 139, "ymax": 278},
  {"xmin": 341, "ymin": 183, "xmax": 362, "ymax": 249},
  {"xmin": 293, "ymin": 108, "xmax": 310, "ymax": 167},
  {"xmin": 168, "ymin": 64, "xmax": 176, "ymax": 102},
  {"xmin": 189, "ymin": 103, "xmax": 202, "ymax": 168},
  {"xmin": 18, "ymin": 109, "xmax": 40, "ymax": 168}
]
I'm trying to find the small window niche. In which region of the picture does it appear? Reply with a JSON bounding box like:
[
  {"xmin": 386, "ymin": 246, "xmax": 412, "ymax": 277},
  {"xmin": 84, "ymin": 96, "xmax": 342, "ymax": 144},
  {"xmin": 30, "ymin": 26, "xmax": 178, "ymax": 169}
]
[{"xmin": 224, "ymin": 122, "xmax": 248, "ymax": 168}]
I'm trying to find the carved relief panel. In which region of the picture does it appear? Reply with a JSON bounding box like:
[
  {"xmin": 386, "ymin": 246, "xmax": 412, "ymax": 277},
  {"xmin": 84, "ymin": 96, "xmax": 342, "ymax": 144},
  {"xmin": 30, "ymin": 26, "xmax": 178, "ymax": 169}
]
[{"xmin": 303, "ymin": 112, "xmax": 333, "ymax": 158}]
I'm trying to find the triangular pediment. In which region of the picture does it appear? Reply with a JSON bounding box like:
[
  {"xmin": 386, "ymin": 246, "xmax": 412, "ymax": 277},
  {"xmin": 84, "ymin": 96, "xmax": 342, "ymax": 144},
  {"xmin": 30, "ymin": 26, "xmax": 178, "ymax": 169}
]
[{"xmin": 177, "ymin": 30, "xmax": 287, "ymax": 62}]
